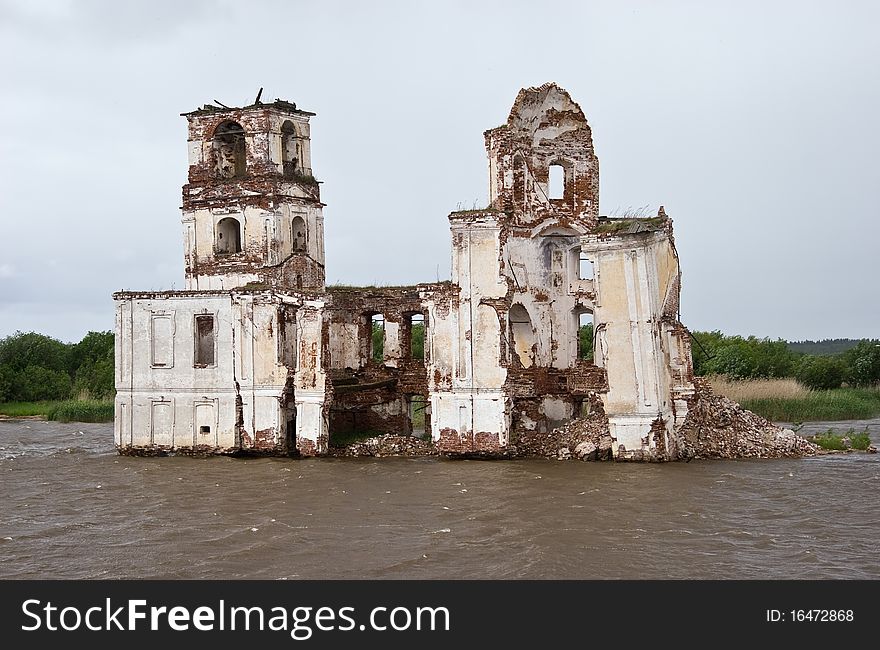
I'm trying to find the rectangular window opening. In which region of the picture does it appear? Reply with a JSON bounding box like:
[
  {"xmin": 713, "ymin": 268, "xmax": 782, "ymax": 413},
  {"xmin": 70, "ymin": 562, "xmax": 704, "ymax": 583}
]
[
  {"xmin": 370, "ymin": 314, "xmax": 385, "ymax": 362},
  {"xmin": 408, "ymin": 394, "xmax": 427, "ymax": 439},
  {"xmin": 409, "ymin": 313, "xmax": 425, "ymax": 360},
  {"xmin": 578, "ymin": 312, "xmax": 594, "ymax": 361},
  {"xmin": 549, "ymin": 164, "xmax": 565, "ymax": 199},
  {"xmin": 576, "ymin": 398, "xmax": 591, "ymax": 418},
  {"xmin": 579, "ymin": 256, "xmax": 594, "ymax": 280},
  {"xmin": 199, "ymin": 425, "xmax": 211, "ymax": 434},
  {"xmin": 194, "ymin": 314, "xmax": 215, "ymax": 366}
]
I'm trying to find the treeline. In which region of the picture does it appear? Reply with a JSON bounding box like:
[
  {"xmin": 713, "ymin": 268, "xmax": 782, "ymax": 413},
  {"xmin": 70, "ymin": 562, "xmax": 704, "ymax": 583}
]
[
  {"xmin": 692, "ymin": 331, "xmax": 880, "ymax": 390},
  {"xmin": 0, "ymin": 331, "xmax": 114, "ymax": 402},
  {"xmin": 787, "ymin": 338, "xmax": 863, "ymax": 356},
  {"xmin": 1, "ymin": 328, "xmax": 876, "ymax": 403}
]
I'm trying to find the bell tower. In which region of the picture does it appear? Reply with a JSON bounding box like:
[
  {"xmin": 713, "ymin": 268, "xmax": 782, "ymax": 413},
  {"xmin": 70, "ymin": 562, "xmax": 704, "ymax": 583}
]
[{"xmin": 180, "ymin": 96, "xmax": 326, "ymax": 291}]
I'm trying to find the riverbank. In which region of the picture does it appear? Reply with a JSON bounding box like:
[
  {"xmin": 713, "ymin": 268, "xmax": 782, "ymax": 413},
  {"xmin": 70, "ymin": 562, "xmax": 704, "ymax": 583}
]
[{"xmin": 0, "ymin": 400, "xmax": 113, "ymax": 422}]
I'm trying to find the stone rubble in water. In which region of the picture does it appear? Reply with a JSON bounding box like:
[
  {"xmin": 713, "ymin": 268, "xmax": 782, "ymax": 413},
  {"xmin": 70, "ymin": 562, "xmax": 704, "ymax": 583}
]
[
  {"xmin": 676, "ymin": 378, "xmax": 819, "ymax": 459},
  {"xmin": 515, "ymin": 379, "xmax": 820, "ymax": 461},
  {"xmin": 328, "ymin": 379, "xmax": 825, "ymax": 461},
  {"xmin": 515, "ymin": 396, "xmax": 614, "ymax": 461},
  {"xmin": 329, "ymin": 435, "xmax": 436, "ymax": 458}
]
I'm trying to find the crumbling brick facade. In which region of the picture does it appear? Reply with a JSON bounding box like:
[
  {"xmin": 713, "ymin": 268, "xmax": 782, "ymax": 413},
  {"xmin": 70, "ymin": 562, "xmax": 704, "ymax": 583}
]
[{"xmin": 114, "ymin": 83, "xmax": 695, "ymax": 461}]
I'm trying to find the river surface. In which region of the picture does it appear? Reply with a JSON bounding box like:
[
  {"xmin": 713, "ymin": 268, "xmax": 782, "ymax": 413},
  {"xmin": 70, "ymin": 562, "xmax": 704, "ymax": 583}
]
[{"xmin": 1, "ymin": 419, "xmax": 879, "ymax": 579}]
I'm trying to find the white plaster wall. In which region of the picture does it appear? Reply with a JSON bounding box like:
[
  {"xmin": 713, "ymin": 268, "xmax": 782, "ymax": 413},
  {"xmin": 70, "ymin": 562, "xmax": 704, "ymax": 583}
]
[
  {"xmin": 429, "ymin": 391, "xmax": 508, "ymax": 445},
  {"xmin": 115, "ymin": 294, "xmax": 242, "ymax": 451},
  {"xmin": 115, "ymin": 291, "xmax": 327, "ymax": 454}
]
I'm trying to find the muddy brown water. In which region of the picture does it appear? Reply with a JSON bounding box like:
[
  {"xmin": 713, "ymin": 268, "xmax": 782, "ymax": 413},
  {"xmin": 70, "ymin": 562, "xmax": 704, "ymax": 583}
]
[{"xmin": 1, "ymin": 419, "xmax": 878, "ymax": 579}]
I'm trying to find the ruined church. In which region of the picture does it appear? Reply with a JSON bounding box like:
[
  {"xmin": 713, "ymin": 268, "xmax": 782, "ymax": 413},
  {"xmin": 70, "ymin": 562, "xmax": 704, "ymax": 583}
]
[{"xmin": 114, "ymin": 83, "xmax": 697, "ymax": 461}]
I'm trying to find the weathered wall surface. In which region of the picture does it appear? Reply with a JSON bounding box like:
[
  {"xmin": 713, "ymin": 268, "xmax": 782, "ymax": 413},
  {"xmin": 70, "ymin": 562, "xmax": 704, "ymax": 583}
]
[
  {"xmin": 114, "ymin": 290, "xmax": 328, "ymax": 456},
  {"xmin": 181, "ymin": 101, "xmax": 325, "ymax": 293},
  {"xmin": 581, "ymin": 219, "xmax": 694, "ymax": 459},
  {"xmin": 114, "ymin": 292, "xmax": 238, "ymax": 453}
]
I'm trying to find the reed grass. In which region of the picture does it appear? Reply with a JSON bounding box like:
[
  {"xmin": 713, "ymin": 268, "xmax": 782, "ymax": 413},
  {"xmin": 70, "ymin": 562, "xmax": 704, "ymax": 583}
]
[
  {"xmin": 707, "ymin": 376, "xmax": 880, "ymax": 421},
  {"xmin": 0, "ymin": 400, "xmax": 114, "ymax": 422},
  {"xmin": 46, "ymin": 400, "xmax": 114, "ymax": 423}
]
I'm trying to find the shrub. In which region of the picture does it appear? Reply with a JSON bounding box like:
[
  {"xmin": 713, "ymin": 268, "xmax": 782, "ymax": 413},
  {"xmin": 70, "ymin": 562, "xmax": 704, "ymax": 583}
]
[
  {"xmin": 0, "ymin": 331, "xmax": 70, "ymax": 373},
  {"xmin": 842, "ymin": 340, "xmax": 880, "ymax": 387},
  {"xmin": 12, "ymin": 366, "xmax": 73, "ymax": 402},
  {"xmin": 810, "ymin": 428, "xmax": 873, "ymax": 451},
  {"xmin": 795, "ymin": 355, "xmax": 846, "ymax": 390}
]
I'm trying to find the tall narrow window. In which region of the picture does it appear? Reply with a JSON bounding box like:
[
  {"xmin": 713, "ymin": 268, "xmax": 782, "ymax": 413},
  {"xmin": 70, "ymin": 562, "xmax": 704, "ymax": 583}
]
[
  {"xmin": 549, "ymin": 164, "xmax": 564, "ymax": 199},
  {"xmin": 281, "ymin": 120, "xmax": 299, "ymax": 179},
  {"xmin": 216, "ymin": 217, "xmax": 242, "ymax": 254},
  {"xmin": 292, "ymin": 215, "xmax": 306, "ymax": 252},
  {"xmin": 409, "ymin": 313, "xmax": 425, "ymax": 360},
  {"xmin": 577, "ymin": 311, "xmax": 593, "ymax": 361},
  {"xmin": 194, "ymin": 315, "xmax": 215, "ymax": 367},
  {"xmin": 512, "ymin": 154, "xmax": 526, "ymax": 206},
  {"xmin": 370, "ymin": 314, "xmax": 385, "ymax": 362},
  {"xmin": 408, "ymin": 395, "xmax": 427, "ymax": 438}
]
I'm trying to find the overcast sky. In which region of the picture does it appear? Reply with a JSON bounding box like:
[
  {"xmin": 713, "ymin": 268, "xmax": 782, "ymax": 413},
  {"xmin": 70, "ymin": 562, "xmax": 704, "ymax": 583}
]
[{"xmin": 1, "ymin": 0, "xmax": 877, "ymax": 343}]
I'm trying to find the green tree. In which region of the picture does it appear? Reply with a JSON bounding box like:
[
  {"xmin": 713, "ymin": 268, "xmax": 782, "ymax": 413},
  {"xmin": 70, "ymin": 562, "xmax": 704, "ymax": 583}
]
[
  {"xmin": 578, "ymin": 323, "xmax": 593, "ymax": 360},
  {"xmin": 795, "ymin": 355, "xmax": 846, "ymax": 390},
  {"xmin": 842, "ymin": 340, "xmax": 880, "ymax": 387},
  {"xmin": 70, "ymin": 331, "xmax": 115, "ymax": 398},
  {"xmin": 0, "ymin": 331, "xmax": 70, "ymax": 373},
  {"xmin": 691, "ymin": 330, "xmax": 798, "ymax": 379},
  {"xmin": 12, "ymin": 366, "xmax": 74, "ymax": 401},
  {"xmin": 68, "ymin": 331, "xmax": 114, "ymax": 374},
  {"xmin": 0, "ymin": 364, "xmax": 13, "ymax": 402}
]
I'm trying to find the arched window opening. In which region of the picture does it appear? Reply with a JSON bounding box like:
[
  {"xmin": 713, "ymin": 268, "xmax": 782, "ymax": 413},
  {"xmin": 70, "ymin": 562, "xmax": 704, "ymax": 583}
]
[
  {"xmin": 577, "ymin": 311, "xmax": 594, "ymax": 361},
  {"xmin": 292, "ymin": 215, "xmax": 307, "ymax": 252},
  {"xmin": 549, "ymin": 164, "xmax": 565, "ymax": 199},
  {"xmin": 281, "ymin": 120, "xmax": 299, "ymax": 179},
  {"xmin": 213, "ymin": 121, "xmax": 246, "ymax": 179},
  {"xmin": 509, "ymin": 304, "xmax": 536, "ymax": 368},
  {"xmin": 216, "ymin": 217, "xmax": 242, "ymax": 254}
]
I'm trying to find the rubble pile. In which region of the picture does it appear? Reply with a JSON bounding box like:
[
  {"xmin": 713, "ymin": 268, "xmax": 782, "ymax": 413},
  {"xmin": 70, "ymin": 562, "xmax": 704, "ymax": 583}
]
[
  {"xmin": 327, "ymin": 379, "xmax": 827, "ymax": 461},
  {"xmin": 329, "ymin": 434, "xmax": 436, "ymax": 458},
  {"xmin": 515, "ymin": 397, "xmax": 614, "ymax": 461},
  {"xmin": 676, "ymin": 378, "xmax": 819, "ymax": 459}
]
